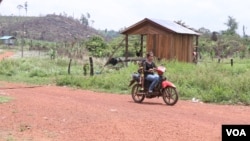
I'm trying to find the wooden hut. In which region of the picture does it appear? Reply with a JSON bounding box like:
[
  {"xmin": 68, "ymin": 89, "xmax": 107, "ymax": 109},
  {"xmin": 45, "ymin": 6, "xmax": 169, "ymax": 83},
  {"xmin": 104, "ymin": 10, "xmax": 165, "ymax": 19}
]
[
  {"xmin": 0, "ymin": 36, "xmax": 16, "ymax": 46},
  {"xmin": 121, "ymin": 18, "xmax": 200, "ymax": 63}
]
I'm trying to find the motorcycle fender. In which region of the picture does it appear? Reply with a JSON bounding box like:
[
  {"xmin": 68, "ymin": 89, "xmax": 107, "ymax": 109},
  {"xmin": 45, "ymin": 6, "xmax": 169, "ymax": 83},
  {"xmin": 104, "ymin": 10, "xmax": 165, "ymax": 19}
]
[{"xmin": 162, "ymin": 80, "xmax": 176, "ymax": 88}]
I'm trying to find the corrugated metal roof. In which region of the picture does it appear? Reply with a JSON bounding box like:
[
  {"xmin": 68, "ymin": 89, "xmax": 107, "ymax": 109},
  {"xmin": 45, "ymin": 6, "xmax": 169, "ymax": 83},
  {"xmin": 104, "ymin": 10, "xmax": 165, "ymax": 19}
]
[
  {"xmin": 149, "ymin": 18, "xmax": 200, "ymax": 35},
  {"xmin": 121, "ymin": 18, "xmax": 200, "ymax": 35},
  {"xmin": 0, "ymin": 36, "xmax": 16, "ymax": 40}
]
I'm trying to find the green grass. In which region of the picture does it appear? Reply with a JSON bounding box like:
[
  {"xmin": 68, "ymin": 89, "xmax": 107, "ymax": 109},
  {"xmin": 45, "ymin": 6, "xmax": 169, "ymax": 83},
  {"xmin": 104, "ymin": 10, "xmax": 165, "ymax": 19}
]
[
  {"xmin": 0, "ymin": 53, "xmax": 250, "ymax": 105},
  {"xmin": 0, "ymin": 96, "xmax": 12, "ymax": 104}
]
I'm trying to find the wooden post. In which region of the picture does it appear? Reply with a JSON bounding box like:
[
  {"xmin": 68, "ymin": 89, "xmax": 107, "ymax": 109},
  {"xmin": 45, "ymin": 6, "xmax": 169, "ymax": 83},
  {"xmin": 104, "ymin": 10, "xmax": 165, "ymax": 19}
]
[
  {"xmin": 83, "ymin": 64, "xmax": 88, "ymax": 76},
  {"xmin": 21, "ymin": 36, "xmax": 24, "ymax": 58},
  {"xmin": 125, "ymin": 35, "xmax": 128, "ymax": 66},
  {"xmin": 195, "ymin": 47, "xmax": 198, "ymax": 64},
  {"xmin": 231, "ymin": 59, "xmax": 233, "ymax": 67},
  {"xmin": 140, "ymin": 35, "xmax": 143, "ymax": 57},
  {"xmin": 89, "ymin": 57, "xmax": 94, "ymax": 76},
  {"xmin": 68, "ymin": 58, "xmax": 72, "ymax": 74},
  {"xmin": 195, "ymin": 36, "xmax": 199, "ymax": 63}
]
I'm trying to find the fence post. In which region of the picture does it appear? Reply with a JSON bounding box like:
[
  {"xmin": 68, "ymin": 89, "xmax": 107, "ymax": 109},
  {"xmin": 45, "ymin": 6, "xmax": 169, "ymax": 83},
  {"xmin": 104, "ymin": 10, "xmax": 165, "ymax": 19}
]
[
  {"xmin": 231, "ymin": 59, "xmax": 233, "ymax": 67},
  {"xmin": 89, "ymin": 57, "xmax": 94, "ymax": 76}
]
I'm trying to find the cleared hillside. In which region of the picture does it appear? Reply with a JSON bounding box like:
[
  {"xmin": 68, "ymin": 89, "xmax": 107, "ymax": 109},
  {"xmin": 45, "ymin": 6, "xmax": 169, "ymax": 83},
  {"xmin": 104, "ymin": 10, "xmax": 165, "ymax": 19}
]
[{"xmin": 0, "ymin": 14, "xmax": 102, "ymax": 42}]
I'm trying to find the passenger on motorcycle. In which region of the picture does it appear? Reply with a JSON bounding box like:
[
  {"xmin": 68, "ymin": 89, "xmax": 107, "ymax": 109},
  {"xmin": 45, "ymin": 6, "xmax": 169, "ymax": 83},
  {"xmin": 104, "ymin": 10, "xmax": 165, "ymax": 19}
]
[{"xmin": 142, "ymin": 51, "xmax": 159, "ymax": 94}]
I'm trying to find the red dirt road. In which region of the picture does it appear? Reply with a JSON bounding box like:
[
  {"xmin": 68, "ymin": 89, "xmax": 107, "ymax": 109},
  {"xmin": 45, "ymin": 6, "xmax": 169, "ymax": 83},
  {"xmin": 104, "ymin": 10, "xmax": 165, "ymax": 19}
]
[
  {"xmin": 0, "ymin": 51, "xmax": 14, "ymax": 60},
  {"xmin": 0, "ymin": 52, "xmax": 250, "ymax": 141}
]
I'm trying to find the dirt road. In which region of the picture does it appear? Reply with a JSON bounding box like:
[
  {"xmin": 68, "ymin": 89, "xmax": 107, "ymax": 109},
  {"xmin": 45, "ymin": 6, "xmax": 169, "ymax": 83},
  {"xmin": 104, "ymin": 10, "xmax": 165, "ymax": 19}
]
[
  {"xmin": 0, "ymin": 52, "xmax": 250, "ymax": 141},
  {"xmin": 0, "ymin": 81, "xmax": 250, "ymax": 141}
]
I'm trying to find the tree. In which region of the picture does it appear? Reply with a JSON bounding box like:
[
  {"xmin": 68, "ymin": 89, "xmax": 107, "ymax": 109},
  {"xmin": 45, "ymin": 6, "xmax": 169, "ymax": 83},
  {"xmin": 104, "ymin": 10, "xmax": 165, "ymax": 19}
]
[
  {"xmin": 24, "ymin": 1, "xmax": 28, "ymax": 16},
  {"xmin": 86, "ymin": 12, "xmax": 90, "ymax": 19},
  {"xmin": 17, "ymin": 4, "xmax": 23, "ymax": 16},
  {"xmin": 211, "ymin": 31, "xmax": 218, "ymax": 41},
  {"xmin": 198, "ymin": 27, "xmax": 211, "ymax": 34},
  {"xmin": 198, "ymin": 27, "xmax": 211, "ymax": 38},
  {"xmin": 242, "ymin": 25, "xmax": 248, "ymax": 37},
  {"xmin": 91, "ymin": 20, "xmax": 95, "ymax": 27},
  {"xmin": 85, "ymin": 36, "xmax": 108, "ymax": 57},
  {"xmin": 80, "ymin": 14, "xmax": 88, "ymax": 26},
  {"xmin": 223, "ymin": 16, "xmax": 238, "ymax": 35}
]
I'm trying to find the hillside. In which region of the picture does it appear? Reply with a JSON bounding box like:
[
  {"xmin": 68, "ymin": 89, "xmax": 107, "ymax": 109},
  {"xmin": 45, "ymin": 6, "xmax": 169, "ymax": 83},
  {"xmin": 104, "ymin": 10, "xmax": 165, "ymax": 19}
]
[{"xmin": 0, "ymin": 14, "xmax": 108, "ymax": 42}]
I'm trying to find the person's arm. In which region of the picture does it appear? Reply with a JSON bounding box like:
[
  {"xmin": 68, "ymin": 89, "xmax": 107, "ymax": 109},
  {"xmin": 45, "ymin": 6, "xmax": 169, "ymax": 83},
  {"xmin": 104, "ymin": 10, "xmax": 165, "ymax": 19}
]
[
  {"xmin": 149, "ymin": 62, "xmax": 157, "ymax": 72},
  {"xmin": 154, "ymin": 62, "xmax": 158, "ymax": 68}
]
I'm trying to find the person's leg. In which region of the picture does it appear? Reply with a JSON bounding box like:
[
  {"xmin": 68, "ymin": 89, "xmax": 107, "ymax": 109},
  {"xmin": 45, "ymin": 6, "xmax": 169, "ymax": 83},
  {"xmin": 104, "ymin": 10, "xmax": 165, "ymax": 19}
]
[{"xmin": 146, "ymin": 74, "xmax": 159, "ymax": 92}]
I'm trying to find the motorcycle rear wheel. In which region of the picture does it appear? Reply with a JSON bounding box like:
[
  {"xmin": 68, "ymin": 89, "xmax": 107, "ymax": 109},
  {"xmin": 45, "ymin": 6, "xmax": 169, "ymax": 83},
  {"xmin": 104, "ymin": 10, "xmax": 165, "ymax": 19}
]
[
  {"xmin": 162, "ymin": 87, "xmax": 178, "ymax": 105},
  {"xmin": 131, "ymin": 84, "xmax": 145, "ymax": 103}
]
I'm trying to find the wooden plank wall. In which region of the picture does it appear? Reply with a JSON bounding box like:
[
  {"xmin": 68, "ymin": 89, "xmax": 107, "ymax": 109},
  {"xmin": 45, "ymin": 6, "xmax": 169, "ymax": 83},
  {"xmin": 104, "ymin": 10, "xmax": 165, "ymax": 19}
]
[{"xmin": 146, "ymin": 33, "xmax": 194, "ymax": 63}]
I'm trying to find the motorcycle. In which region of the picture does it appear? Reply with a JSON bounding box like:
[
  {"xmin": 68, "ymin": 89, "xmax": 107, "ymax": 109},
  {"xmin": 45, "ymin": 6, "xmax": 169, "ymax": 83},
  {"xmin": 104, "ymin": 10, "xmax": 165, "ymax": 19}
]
[{"xmin": 129, "ymin": 65, "xmax": 178, "ymax": 105}]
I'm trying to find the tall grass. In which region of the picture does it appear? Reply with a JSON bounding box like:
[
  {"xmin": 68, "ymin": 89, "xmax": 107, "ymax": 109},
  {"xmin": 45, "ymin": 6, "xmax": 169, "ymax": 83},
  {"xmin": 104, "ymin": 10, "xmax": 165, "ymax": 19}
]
[
  {"xmin": 165, "ymin": 59, "xmax": 250, "ymax": 105},
  {"xmin": 0, "ymin": 56, "xmax": 250, "ymax": 105}
]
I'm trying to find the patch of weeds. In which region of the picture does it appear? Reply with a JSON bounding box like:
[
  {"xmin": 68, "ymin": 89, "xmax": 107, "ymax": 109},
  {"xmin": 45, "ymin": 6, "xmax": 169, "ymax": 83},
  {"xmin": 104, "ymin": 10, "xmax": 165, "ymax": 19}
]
[
  {"xmin": 6, "ymin": 135, "xmax": 15, "ymax": 141},
  {"xmin": 0, "ymin": 96, "xmax": 12, "ymax": 104},
  {"xmin": 0, "ymin": 132, "xmax": 16, "ymax": 141},
  {"xmin": 19, "ymin": 123, "xmax": 31, "ymax": 132}
]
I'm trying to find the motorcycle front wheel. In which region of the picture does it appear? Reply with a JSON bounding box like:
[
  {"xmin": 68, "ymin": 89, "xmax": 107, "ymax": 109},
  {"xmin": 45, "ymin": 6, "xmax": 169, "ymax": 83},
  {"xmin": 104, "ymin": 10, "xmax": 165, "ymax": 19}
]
[
  {"xmin": 162, "ymin": 87, "xmax": 178, "ymax": 105},
  {"xmin": 131, "ymin": 84, "xmax": 145, "ymax": 103}
]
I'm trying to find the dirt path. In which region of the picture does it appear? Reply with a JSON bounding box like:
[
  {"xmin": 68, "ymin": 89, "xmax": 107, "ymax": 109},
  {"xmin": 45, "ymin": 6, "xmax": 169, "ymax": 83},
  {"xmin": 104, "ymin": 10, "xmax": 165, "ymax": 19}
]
[
  {"xmin": 0, "ymin": 51, "xmax": 14, "ymax": 60},
  {"xmin": 0, "ymin": 52, "xmax": 250, "ymax": 141}
]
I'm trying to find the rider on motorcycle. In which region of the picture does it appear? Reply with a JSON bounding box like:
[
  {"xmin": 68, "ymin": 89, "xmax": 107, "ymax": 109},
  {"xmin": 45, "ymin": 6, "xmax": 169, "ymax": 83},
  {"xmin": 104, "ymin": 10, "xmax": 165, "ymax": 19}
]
[{"xmin": 142, "ymin": 51, "xmax": 159, "ymax": 94}]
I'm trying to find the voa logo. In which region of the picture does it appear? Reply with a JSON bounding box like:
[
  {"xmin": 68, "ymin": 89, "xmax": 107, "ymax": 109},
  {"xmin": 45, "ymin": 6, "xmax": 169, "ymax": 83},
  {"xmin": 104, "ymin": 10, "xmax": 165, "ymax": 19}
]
[{"xmin": 226, "ymin": 129, "xmax": 246, "ymax": 136}]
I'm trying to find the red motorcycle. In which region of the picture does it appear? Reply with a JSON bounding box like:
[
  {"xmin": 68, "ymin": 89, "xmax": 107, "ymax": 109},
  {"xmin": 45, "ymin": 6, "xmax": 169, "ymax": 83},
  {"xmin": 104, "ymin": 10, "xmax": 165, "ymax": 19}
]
[{"xmin": 129, "ymin": 66, "xmax": 178, "ymax": 105}]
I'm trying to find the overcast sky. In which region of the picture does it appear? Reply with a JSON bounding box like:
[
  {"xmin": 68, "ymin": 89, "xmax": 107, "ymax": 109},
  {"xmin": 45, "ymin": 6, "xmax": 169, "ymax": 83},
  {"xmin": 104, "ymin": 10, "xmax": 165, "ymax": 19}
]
[{"xmin": 0, "ymin": 0, "xmax": 249, "ymax": 35}]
